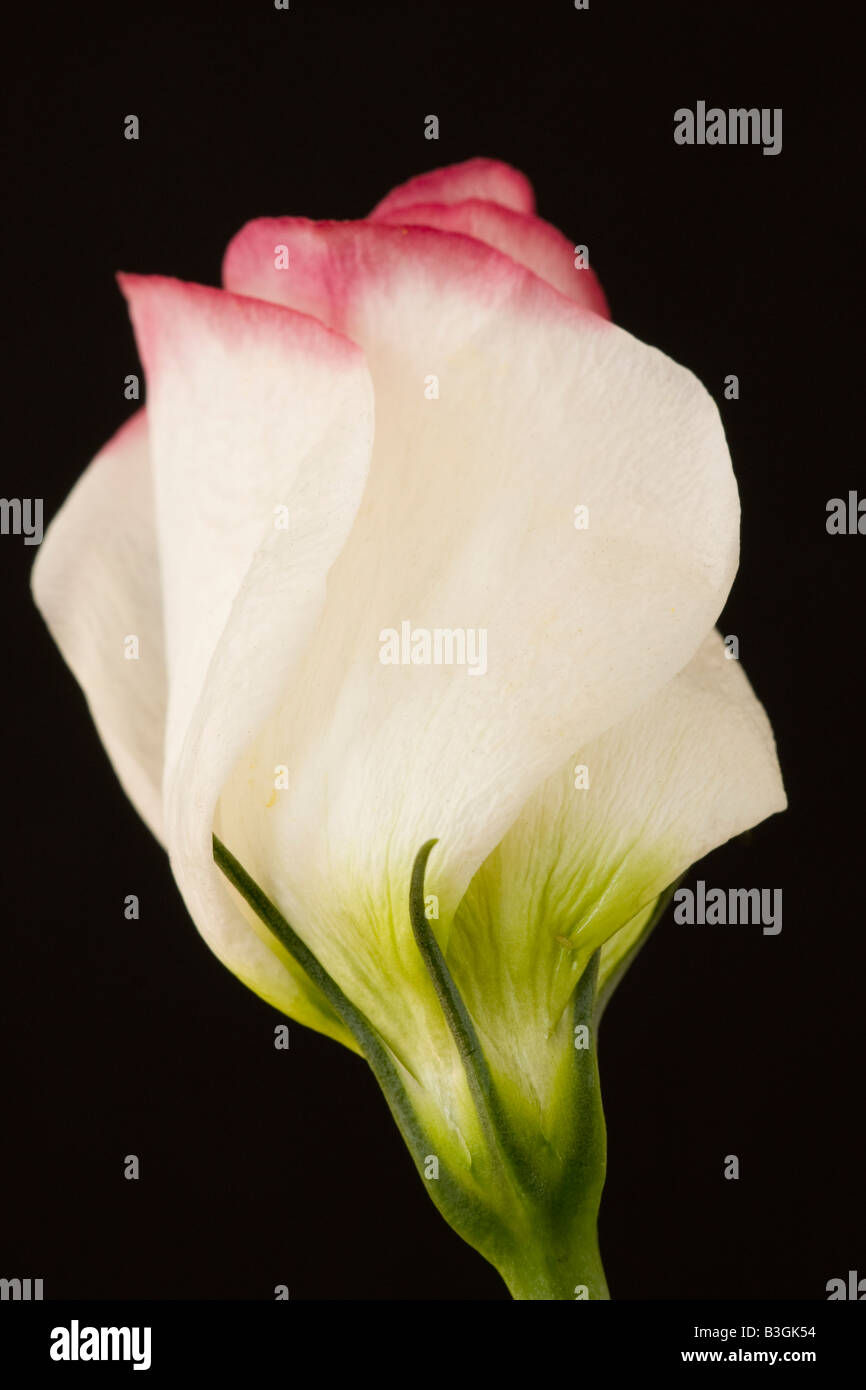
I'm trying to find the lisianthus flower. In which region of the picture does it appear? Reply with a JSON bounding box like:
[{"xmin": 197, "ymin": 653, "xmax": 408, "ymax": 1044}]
[{"xmin": 32, "ymin": 158, "xmax": 785, "ymax": 1299}]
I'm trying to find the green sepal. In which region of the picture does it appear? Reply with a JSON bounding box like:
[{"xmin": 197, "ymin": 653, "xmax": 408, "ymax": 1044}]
[{"xmin": 214, "ymin": 834, "xmax": 508, "ymax": 1256}]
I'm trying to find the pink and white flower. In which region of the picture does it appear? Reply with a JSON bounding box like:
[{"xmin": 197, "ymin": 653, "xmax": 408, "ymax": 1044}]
[{"xmin": 32, "ymin": 158, "xmax": 785, "ymax": 1298}]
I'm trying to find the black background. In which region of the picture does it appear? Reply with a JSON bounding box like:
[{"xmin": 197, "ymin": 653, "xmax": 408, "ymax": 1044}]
[{"xmin": 2, "ymin": 1, "xmax": 862, "ymax": 1301}]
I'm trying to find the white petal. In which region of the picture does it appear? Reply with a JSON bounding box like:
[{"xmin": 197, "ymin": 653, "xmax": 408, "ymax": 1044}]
[
  {"xmin": 450, "ymin": 625, "xmax": 789, "ymax": 1017},
  {"xmin": 220, "ymin": 219, "xmax": 741, "ymax": 1071},
  {"xmin": 447, "ymin": 631, "xmax": 786, "ymax": 1122},
  {"xmin": 31, "ymin": 412, "xmax": 167, "ymax": 842},
  {"xmin": 118, "ymin": 275, "xmax": 375, "ymax": 1043}
]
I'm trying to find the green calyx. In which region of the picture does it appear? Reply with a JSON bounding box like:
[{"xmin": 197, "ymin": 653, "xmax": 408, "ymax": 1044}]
[{"xmin": 214, "ymin": 833, "xmax": 634, "ymax": 1300}]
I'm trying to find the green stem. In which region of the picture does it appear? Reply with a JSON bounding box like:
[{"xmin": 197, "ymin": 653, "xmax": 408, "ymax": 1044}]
[{"xmin": 501, "ymin": 1228, "xmax": 610, "ymax": 1301}]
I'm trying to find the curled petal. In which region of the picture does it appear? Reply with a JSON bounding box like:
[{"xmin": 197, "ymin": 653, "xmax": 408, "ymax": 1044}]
[
  {"xmin": 373, "ymin": 198, "xmax": 609, "ymax": 317},
  {"xmin": 370, "ymin": 156, "xmax": 536, "ymax": 219}
]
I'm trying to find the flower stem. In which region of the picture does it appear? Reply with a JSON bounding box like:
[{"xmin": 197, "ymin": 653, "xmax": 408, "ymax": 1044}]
[{"xmin": 501, "ymin": 1229, "xmax": 610, "ymax": 1300}]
